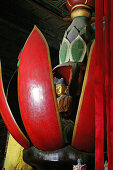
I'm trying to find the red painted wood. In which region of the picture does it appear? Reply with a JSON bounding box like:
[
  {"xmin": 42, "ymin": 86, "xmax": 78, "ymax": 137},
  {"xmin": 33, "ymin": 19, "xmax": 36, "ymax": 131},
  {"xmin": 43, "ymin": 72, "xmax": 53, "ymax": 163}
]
[
  {"xmin": 0, "ymin": 63, "xmax": 30, "ymax": 149},
  {"xmin": 72, "ymin": 42, "xmax": 95, "ymax": 152},
  {"xmin": 66, "ymin": 0, "xmax": 95, "ymax": 12},
  {"xmin": 18, "ymin": 26, "xmax": 64, "ymax": 151},
  {"xmin": 53, "ymin": 65, "xmax": 72, "ymax": 83}
]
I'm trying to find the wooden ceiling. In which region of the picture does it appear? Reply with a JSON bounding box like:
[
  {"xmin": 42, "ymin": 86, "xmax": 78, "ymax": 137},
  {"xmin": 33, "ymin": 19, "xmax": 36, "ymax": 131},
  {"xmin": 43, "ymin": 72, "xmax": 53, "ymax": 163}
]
[{"xmin": 31, "ymin": 0, "xmax": 70, "ymax": 17}]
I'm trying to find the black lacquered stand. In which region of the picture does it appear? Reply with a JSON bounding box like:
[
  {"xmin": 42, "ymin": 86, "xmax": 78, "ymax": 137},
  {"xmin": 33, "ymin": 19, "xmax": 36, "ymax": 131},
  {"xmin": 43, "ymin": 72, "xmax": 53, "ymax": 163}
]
[{"xmin": 23, "ymin": 145, "xmax": 95, "ymax": 170}]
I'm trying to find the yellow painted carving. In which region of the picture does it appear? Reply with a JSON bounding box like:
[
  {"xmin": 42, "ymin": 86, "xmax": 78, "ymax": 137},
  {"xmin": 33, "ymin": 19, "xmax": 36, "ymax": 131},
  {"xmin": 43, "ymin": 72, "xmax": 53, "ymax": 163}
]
[
  {"xmin": 67, "ymin": 0, "xmax": 72, "ymax": 7},
  {"xmin": 85, "ymin": 0, "xmax": 88, "ymax": 4}
]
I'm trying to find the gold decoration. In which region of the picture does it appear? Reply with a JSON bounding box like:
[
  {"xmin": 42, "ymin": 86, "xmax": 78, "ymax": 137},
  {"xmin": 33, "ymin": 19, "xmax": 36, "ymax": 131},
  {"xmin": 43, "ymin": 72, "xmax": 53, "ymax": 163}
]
[
  {"xmin": 85, "ymin": 0, "xmax": 88, "ymax": 4},
  {"xmin": 56, "ymin": 84, "xmax": 67, "ymax": 97},
  {"xmin": 71, "ymin": 8, "xmax": 91, "ymax": 19},
  {"xmin": 71, "ymin": 4, "xmax": 91, "ymax": 12},
  {"xmin": 67, "ymin": 0, "xmax": 72, "ymax": 7}
]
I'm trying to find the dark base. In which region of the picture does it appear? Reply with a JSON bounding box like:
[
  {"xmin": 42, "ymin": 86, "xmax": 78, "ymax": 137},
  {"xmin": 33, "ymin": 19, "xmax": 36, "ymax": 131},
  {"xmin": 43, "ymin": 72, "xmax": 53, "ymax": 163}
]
[
  {"xmin": 23, "ymin": 145, "xmax": 95, "ymax": 170},
  {"xmin": 30, "ymin": 164, "xmax": 73, "ymax": 170}
]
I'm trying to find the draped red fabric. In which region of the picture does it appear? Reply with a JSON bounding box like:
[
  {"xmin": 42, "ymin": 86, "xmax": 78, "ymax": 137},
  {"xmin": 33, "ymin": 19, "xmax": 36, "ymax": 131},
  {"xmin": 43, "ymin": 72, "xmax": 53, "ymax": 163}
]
[
  {"xmin": 109, "ymin": 1, "xmax": 113, "ymax": 169},
  {"xmin": 104, "ymin": 0, "xmax": 111, "ymax": 169},
  {"xmin": 109, "ymin": 8, "xmax": 113, "ymax": 169},
  {"xmin": 95, "ymin": 0, "xmax": 104, "ymax": 169},
  {"xmin": 108, "ymin": 0, "xmax": 113, "ymax": 170},
  {"xmin": 104, "ymin": 0, "xmax": 113, "ymax": 169}
]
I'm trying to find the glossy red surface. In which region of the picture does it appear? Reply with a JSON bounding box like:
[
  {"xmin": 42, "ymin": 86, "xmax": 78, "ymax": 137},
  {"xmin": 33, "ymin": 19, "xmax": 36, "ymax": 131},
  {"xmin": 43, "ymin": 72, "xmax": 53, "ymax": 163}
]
[
  {"xmin": 53, "ymin": 65, "xmax": 72, "ymax": 83},
  {"xmin": 66, "ymin": 0, "xmax": 95, "ymax": 12},
  {"xmin": 72, "ymin": 42, "xmax": 95, "ymax": 152},
  {"xmin": 18, "ymin": 26, "xmax": 64, "ymax": 151},
  {"xmin": 0, "ymin": 63, "xmax": 30, "ymax": 149}
]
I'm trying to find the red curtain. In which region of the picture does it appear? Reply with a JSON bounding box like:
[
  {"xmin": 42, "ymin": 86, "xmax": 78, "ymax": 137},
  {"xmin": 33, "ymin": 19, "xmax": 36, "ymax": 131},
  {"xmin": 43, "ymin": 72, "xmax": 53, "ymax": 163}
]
[
  {"xmin": 104, "ymin": 0, "xmax": 111, "ymax": 169},
  {"xmin": 104, "ymin": 0, "xmax": 113, "ymax": 169},
  {"xmin": 95, "ymin": 0, "xmax": 113, "ymax": 169},
  {"xmin": 95, "ymin": 0, "xmax": 104, "ymax": 170}
]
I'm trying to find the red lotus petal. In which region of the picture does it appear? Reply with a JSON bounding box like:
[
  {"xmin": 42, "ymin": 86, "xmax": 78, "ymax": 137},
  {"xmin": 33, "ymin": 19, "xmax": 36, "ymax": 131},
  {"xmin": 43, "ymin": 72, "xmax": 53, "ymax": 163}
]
[
  {"xmin": 0, "ymin": 62, "xmax": 30, "ymax": 149},
  {"xmin": 72, "ymin": 41, "xmax": 95, "ymax": 152},
  {"xmin": 18, "ymin": 26, "xmax": 64, "ymax": 151}
]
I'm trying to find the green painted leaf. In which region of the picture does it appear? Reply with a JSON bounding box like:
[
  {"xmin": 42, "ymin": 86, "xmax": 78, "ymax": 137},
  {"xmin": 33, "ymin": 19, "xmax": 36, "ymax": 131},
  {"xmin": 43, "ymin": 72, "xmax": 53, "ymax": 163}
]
[
  {"xmin": 70, "ymin": 35, "xmax": 86, "ymax": 62},
  {"xmin": 59, "ymin": 41, "xmax": 68, "ymax": 64}
]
